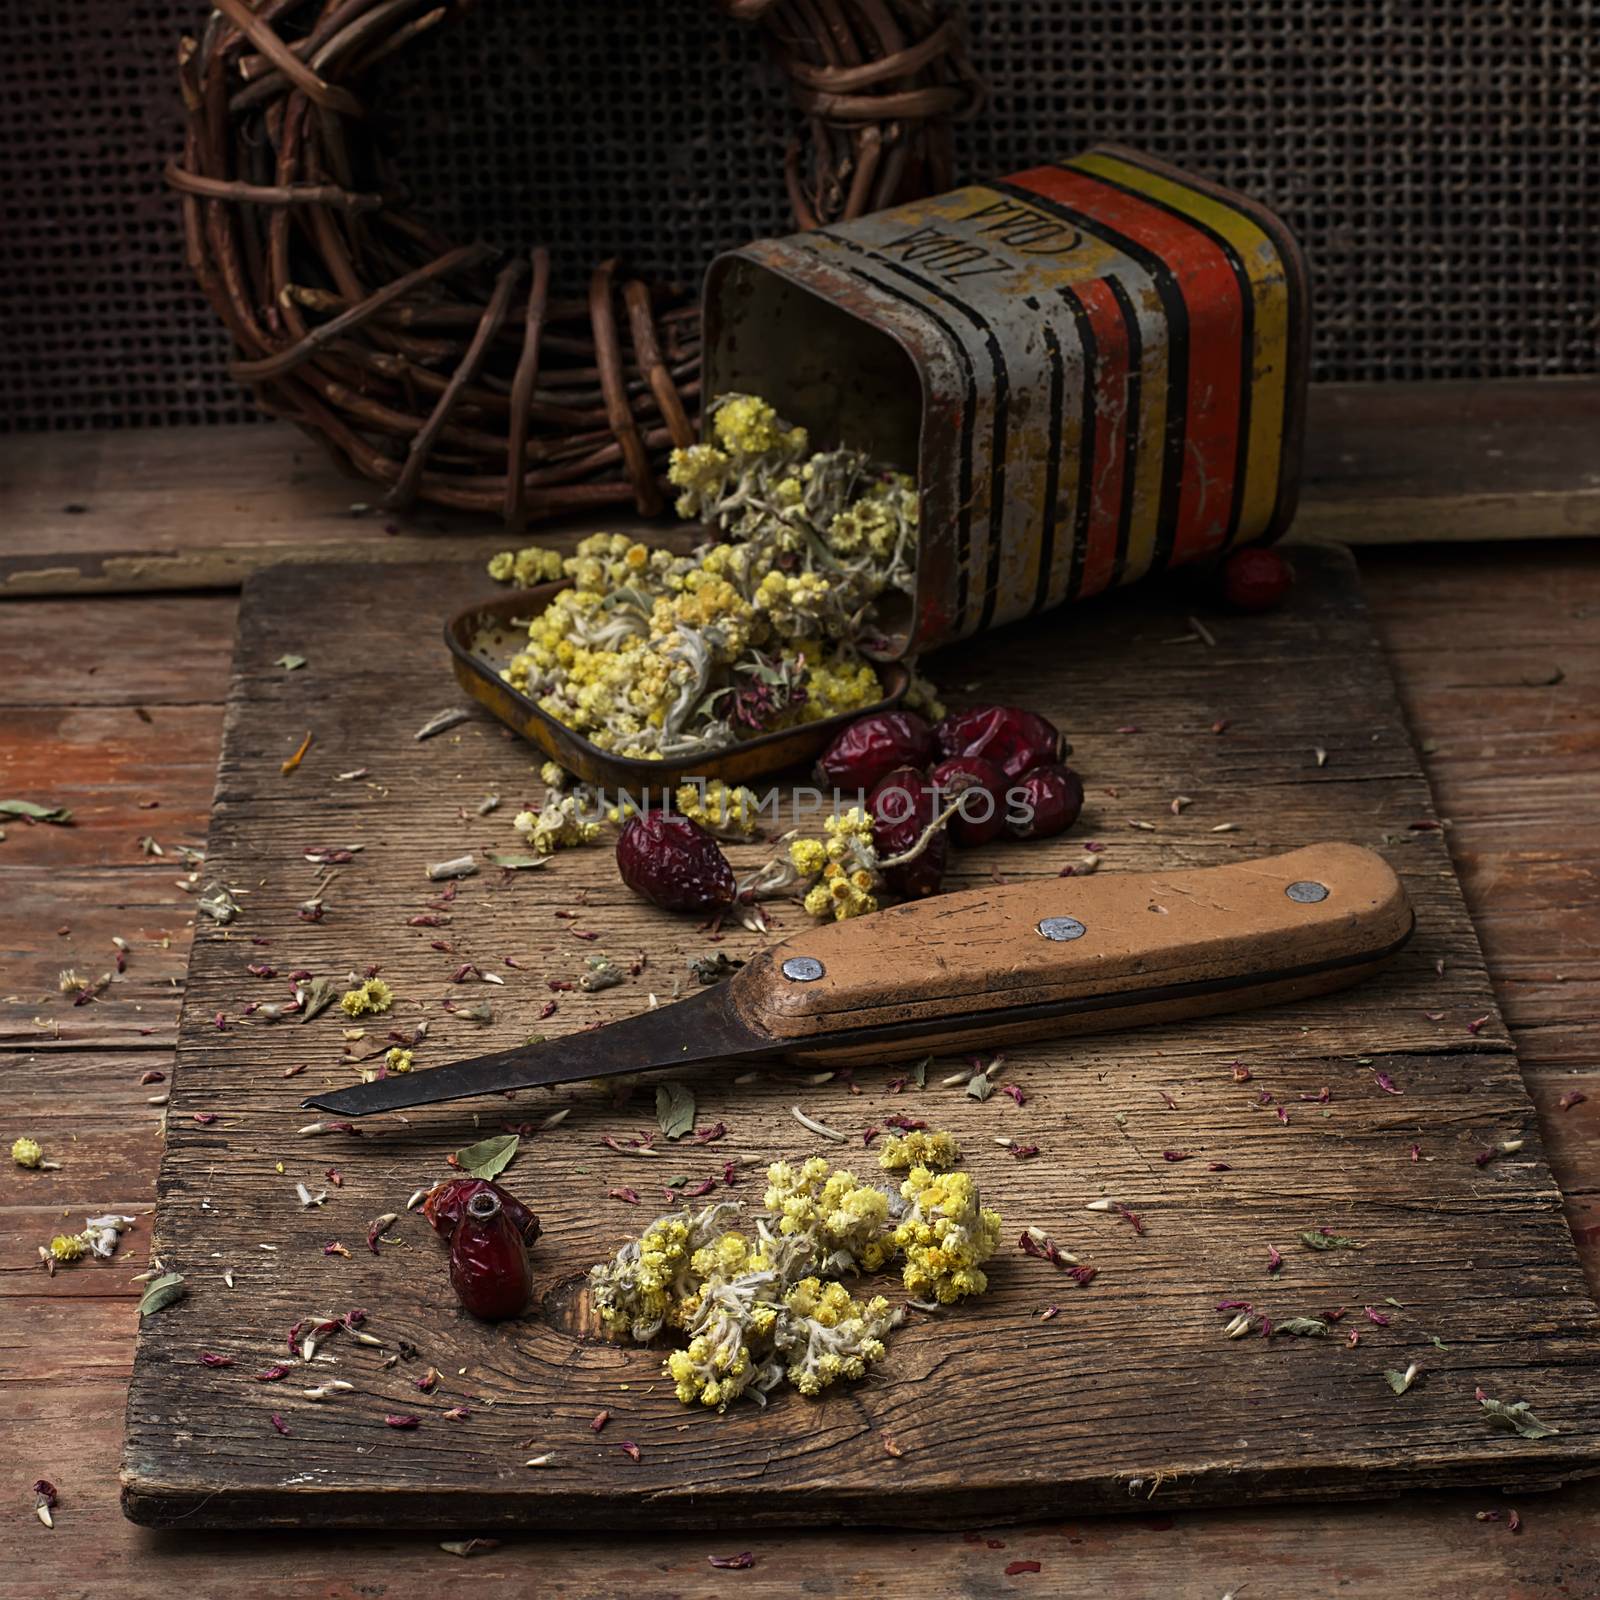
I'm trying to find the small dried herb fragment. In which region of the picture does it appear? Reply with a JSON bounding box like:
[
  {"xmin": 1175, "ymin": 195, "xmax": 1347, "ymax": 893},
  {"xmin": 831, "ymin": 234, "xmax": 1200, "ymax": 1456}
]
[
  {"xmin": 655, "ymin": 1082, "xmax": 696, "ymax": 1141},
  {"xmin": 1386, "ymin": 1363, "xmax": 1420, "ymax": 1394},
  {"xmin": 1272, "ymin": 1317, "xmax": 1328, "ymax": 1338},
  {"xmin": 137, "ymin": 1272, "xmax": 187, "ymax": 1317},
  {"xmin": 1300, "ymin": 1230, "xmax": 1365, "ymax": 1251},
  {"xmin": 1560, "ymin": 1090, "xmax": 1587, "ymax": 1111},
  {"xmin": 384, "ymin": 1414, "xmax": 420, "ymax": 1429},
  {"xmin": 1478, "ymin": 1393, "xmax": 1559, "ymax": 1440},
  {"xmin": 483, "ymin": 851, "xmax": 549, "ymax": 870},
  {"xmin": 453, "ymin": 1133, "xmax": 520, "ymax": 1179},
  {"xmin": 440, "ymin": 1539, "xmax": 500, "ymax": 1558},
  {"xmin": 708, "ymin": 1552, "xmax": 756, "ymax": 1570}
]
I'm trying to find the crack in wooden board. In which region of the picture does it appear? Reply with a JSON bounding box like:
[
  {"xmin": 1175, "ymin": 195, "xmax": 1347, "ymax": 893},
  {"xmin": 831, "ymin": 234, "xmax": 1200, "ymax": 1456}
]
[{"xmin": 121, "ymin": 544, "xmax": 1600, "ymax": 1530}]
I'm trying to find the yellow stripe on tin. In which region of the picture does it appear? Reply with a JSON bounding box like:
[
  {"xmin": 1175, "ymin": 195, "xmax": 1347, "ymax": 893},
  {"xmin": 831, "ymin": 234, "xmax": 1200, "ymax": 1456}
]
[{"xmin": 1071, "ymin": 151, "xmax": 1292, "ymax": 550}]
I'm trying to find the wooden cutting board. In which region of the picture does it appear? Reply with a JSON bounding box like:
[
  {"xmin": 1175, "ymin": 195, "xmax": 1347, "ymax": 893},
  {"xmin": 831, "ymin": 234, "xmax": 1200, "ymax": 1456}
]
[{"xmin": 122, "ymin": 544, "xmax": 1600, "ymax": 1530}]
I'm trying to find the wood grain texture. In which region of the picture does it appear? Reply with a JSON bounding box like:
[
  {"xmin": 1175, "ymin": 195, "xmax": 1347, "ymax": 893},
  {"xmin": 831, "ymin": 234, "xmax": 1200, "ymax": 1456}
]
[
  {"xmin": 115, "ymin": 545, "xmax": 1600, "ymax": 1531},
  {"xmin": 2, "ymin": 378, "xmax": 1597, "ymax": 601},
  {"xmin": 3, "ymin": 543, "xmax": 1600, "ymax": 1593}
]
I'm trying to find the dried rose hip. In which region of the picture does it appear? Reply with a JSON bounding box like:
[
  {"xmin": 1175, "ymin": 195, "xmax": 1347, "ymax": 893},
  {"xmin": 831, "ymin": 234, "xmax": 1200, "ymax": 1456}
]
[
  {"xmin": 1007, "ymin": 764, "xmax": 1085, "ymax": 841},
  {"xmin": 422, "ymin": 1177, "xmax": 541, "ymax": 1244},
  {"xmin": 616, "ymin": 814, "xmax": 736, "ymax": 912},
  {"xmin": 928, "ymin": 755, "xmax": 1007, "ymax": 848},
  {"xmin": 815, "ymin": 710, "xmax": 936, "ymax": 793},
  {"xmin": 934, "ymin": 705, "xmax": 1067, "ymax": 781},
  {"xmin": 1222, "ymin": 547, "xmax": 1294, "ymax": 612},
  {"xmin": 869, "ymin": 765, "xmax": 947, "ymax": 900},
  {"xmin": 448, "ymin": 1187, "xmax": 533, "ymax": 1321}
]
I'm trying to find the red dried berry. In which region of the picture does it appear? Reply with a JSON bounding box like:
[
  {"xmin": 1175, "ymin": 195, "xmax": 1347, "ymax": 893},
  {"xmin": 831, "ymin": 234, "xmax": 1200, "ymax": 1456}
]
[
  {"xmin": 815, "ymin": 710, "xmax": 935, "ymax": 793},
  {"xmin": 448, "ymin": 1188, "xmax": 532, "ymax": 1321},
  {"xmin": 928, "ymin": 755, "xmax": 1007, "ymax": 848},
  {"xmin": 1222, "ymin": 546, "xmax": 1294, "ymax": 612},
  {"xmin": 616, "ymin": 814, "xmax": 736, "ymax": 912},
  {"xmin": 422, "ymin": 1177, "xmax": 541, "ymax": 1245},
  {"xmin": 869, "ymin": 766, "xmax": 947, "ymax": 900},
  {"xmin": 1007, "ymin": 764, "xmax": 1085, "ymax": 840},
  {"xmin": 934, "ymin": 705, "xmax": 1067, "ymax": 781}
]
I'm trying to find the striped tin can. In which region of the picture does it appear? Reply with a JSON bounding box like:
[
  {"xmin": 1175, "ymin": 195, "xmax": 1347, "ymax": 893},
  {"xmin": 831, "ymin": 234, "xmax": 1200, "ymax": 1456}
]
[{"xmin": 702, "ymin": 145, "xmax": 1309, "ymax": 657}]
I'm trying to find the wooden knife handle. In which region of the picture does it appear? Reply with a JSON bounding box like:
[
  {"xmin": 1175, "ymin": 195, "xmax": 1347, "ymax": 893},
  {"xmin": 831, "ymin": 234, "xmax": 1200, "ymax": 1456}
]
[{"xmin": 729, "ymin": 843, "xmax": 1412, "ymax": 1061}]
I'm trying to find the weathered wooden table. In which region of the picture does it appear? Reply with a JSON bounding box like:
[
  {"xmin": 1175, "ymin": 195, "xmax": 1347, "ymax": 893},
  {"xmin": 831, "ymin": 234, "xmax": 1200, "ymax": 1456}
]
[{"xmin": 3, "ymin": 411, "xmax": 1599, "ymax": 1595}]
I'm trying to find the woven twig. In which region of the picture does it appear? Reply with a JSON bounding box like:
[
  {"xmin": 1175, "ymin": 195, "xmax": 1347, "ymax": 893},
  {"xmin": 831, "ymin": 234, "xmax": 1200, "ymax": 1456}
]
[{"xmin": 167, "ymin": 0, "xmax": 979, "ymax": 525}]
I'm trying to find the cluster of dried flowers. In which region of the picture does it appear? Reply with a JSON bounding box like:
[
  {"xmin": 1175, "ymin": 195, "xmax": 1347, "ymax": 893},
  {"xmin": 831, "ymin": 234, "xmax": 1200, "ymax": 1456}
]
[
  {"xmin": 588, "ymin": 1137, "xmax": 1000, "ymax": 1409},
  {"xmin": 486, "ymin": 394, "xmax": 939, "ymax": 761}
]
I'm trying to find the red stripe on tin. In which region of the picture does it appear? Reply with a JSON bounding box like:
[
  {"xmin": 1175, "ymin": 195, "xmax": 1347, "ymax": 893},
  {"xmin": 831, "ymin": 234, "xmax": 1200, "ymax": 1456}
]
[
  {"xmin": 1066, "ymin": 278, "xmax": 1129, "ymax": 600},
  {"xmin": 1011, "ymin": 164, "xmax": 1246, "ymax": 562}
]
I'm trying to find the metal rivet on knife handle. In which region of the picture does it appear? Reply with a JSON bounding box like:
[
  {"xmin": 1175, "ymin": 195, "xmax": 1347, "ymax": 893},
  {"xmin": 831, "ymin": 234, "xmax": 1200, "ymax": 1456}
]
[
  {"xmin": 782, "ymin": 956, "xmax": 825, "ymax": 982},
  {"xmin": 1037, "ymin": 917, "xmax": 1088, "ymax": 942},
  {"xmin": 1286, "ymin": 881, "xmax": 1330, "ymax": 903}
]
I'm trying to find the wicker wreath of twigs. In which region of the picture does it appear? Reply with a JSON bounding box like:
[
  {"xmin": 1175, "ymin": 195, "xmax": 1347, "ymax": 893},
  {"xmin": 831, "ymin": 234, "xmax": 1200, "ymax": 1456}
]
[{"xmin": 167, "ymin": 0, "xmax": 982, "ymax": 526}]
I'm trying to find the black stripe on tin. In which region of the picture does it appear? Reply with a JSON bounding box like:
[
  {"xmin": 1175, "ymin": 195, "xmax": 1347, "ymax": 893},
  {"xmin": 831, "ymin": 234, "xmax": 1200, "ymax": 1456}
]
[
  {"xmin": 1073, "ymin": 158, "xmax": 1256, "ymax": 551},
  {"xmin": 1103, "ymin": 273, "xmax": 1144, "ymax": 588},
  {"xmin": 1054, "ymin": 287, "xmax": 1098, "ymax": 605},
  {"xmin": 814, "ymin": 229, "xmax": 982, "ymax": 631},
  {"xmin": 863, "ymin": 256, "xmax": 1011, "ymax": 634},
  {"xmin": 987, "ymin": 175, "xmax": 1189, "ymax": 576},
  {"xmin": 832, "ymin": 254, "xmax": 979, "ymax": 624},
  {"xmin": 1032, "ymin": 305, "xmax": 1065, "ymax": 617},
  {"xmin": 1104, "ymin": 146, "xmax": 1307, "ymax": 542}
]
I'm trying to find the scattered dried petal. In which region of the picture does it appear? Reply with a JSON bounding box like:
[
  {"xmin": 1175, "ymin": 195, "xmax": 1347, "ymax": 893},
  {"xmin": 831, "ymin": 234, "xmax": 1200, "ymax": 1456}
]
[
  {"xmin": 708, "ymin": 1553, "xmax": 756, "ymax": 1570},
  {"xmin": 384, "ymin": 1414, "xmax": 420, "ymax": 1429},
  {"xmin": 618, "ymin": 1441, "xmax": 641, "ymax": 1462}
]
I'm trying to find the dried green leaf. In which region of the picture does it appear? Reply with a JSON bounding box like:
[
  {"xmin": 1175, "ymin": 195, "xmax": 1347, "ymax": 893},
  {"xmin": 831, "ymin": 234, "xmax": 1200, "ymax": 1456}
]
[
  {"xmin": 912, "ymin": 1056, "xmax": 929, "ymax": 1089},
  {"xmin": 483, "ymin": 851, "xmax": 549, "ymax": 870},
  {"xmin": 275, "ymin": 654, "xmax": 308, "ymax": 671},
  {"xmin": 656, "ymin": 1081, "xmax": 696, "ymax": 1141},
  {"xmin": 1479, "ymin": 1395, "xmax": 1559, "ymax": 1440},
  {"xmin": 138, "ymin": 1271, "xmax": 188, "ymax": 1317},
  {"xmin": 1299, "ymin": 1230, "xmax": 1365, "ymax": 1251},
  {"xmin": 965, "ymin": 1073, "xmax": 994, "ymax": 1102},
  {"xmin": 0, "ymin": 799, "xmax": 73, "ymax": 825},
  {"xmin": 1272, "ymin": 1317, "xmax": 1328, "ymax": 1338},
  {"xmin": 298, "ymin": 975, "xmax": 340, "ymax": 1023},
  {"xmin": 1385, "ymin": 1365, "xmax": 1419, "ymax": 1394},
  {"xmin": 454, "ymin": 1133, "xmax": 520, "ymax": 1179}
]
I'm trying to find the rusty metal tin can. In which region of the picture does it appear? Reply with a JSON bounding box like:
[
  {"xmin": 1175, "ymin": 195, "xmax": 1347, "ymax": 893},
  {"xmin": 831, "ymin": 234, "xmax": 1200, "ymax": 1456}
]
[{"xmin": 703, "ymin": 144, "xmax": 1310, "ymax": 657}]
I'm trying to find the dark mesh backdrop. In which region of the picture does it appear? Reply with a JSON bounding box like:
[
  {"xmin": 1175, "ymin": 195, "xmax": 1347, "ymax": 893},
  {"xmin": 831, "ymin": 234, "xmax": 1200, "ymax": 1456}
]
[{"xmin": 2, "ymin": 0, "xmax": 1596, "ymax": 432}]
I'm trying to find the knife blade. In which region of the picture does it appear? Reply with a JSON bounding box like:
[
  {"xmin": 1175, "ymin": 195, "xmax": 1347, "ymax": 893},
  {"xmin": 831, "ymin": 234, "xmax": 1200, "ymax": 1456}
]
[{"xmin": 304, "ymin": 841, "xmax": 1414, "ymax": 1119}]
